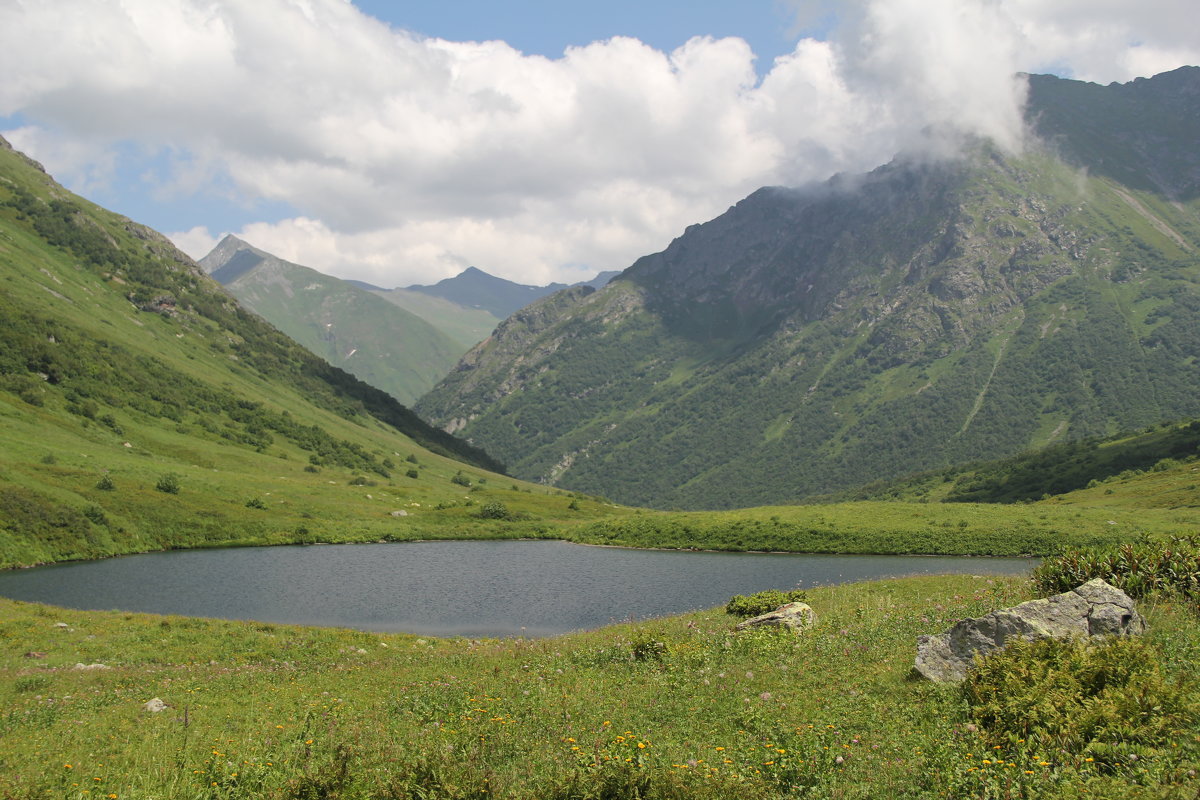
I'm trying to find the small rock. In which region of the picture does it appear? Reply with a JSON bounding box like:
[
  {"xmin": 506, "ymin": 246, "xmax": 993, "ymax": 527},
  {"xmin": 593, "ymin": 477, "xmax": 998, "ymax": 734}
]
[
  {"xmin": 355, "ymin": 648, "xmax": 367, "ymax": 654},
  {"xmin": 73, "ymin": 663, "xmax": 110, "ymax": 670},
  {"xmin": 735, "ymin": 602, "xmax": 816, "ymax": 634},
  {"xmin": 24, "ymin": 651, "xmax": 47, "ymax": 659},
  {"xmin": 53, "ymin": 622, "xmax": 69, "ymax": 629},
  {"xmin": 143, "ymin": 698, "xmax": 167, "ymax": 713},
  {"xmin": 390, "ymin": 510, "xmax": 408, "ymax": 517},
  {"xmin": 914, "ymin": 578, "xmax": 1145, "ymax": 683}
]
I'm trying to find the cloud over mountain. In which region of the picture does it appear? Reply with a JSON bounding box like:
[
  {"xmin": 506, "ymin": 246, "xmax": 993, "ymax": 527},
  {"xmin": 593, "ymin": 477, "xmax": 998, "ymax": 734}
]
[{"xmin": 1, "ymin": 0, "xmax": 1196, "ymax": 285}]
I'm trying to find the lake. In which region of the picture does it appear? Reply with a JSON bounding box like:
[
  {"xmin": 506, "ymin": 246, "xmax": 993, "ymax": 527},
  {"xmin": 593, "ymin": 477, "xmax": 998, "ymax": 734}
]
[{"xmin": 0, "ymin": 540, "xmax": 1032, "ymax": 637}]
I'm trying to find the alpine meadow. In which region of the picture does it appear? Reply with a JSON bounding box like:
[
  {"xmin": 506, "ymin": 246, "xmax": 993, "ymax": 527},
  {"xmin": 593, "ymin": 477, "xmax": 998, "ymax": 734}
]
[{"xmin": 1, "ymin": 31, "xmax": 1200, "ymax": 800}]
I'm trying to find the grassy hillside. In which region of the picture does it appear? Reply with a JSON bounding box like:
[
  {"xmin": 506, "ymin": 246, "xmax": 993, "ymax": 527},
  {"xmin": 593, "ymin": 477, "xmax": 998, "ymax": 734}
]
[
  {"xmin": 833, "ymin": 418, "xmax": 1200, "ymax": 505},
  {"xmin": 0, "ymin": 136, "xmax": 640, "ymax": 569},
  {"xmin": 372, "ymin": 287, "xmax": 501, "ymax": 351},
  {"xmin": 200, "ymin": 236, "xmax": 465, "ymax": 406},
  {"xmin": 2, "ymin": 570, "xmax": 1197, "ymax": 799}
]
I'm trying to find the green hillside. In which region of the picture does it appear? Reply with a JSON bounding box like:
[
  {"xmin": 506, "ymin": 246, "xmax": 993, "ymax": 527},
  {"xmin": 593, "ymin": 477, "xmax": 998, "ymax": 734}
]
[
  {"xmin": 834, "ymin": 418, "xmax": 1200, "ymax": 505},
  {"xmin": 417, "ymin": 68, "xmax": 1200, "ymax": 510},
  {"xmin": 371, "ymin": 286, "xmax": 502, "ymax": 351},
  {"xmin": 199, "ymin": 236, "xmax": 463, "ymax": 405},
  {"xmin": 0, "ymin": 135, "xmax": 651, "ymax": 569}
]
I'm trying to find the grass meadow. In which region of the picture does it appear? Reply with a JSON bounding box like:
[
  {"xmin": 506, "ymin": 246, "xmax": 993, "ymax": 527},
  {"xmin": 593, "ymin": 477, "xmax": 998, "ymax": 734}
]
[{"xmin": 1, "ymin": 572, "xmax": 1198, "ymax": 799}]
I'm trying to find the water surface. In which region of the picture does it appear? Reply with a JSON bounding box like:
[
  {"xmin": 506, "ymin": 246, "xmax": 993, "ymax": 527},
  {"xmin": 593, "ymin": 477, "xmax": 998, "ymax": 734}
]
[{"xmin": 0, "ymin": 540, "xmax": 1031, "ymax": 637}]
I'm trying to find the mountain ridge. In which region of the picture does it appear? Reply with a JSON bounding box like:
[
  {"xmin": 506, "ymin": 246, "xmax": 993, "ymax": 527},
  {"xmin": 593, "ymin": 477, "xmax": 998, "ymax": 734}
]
[
  {"xmin": 416, "ymin": 67, "xmax": 1200, "ymax": 510},
  {"xmin": 199, "ymin": 234, "xmax": 463, "ymax": 405}
]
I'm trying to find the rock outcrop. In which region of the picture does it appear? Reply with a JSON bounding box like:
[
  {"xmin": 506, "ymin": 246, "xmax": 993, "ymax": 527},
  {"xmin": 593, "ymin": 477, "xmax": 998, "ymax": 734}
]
[
  {"xmin": 914, "ymin": 578, "xmax": 1145, "ymax": 682},
  {"xmin": 734, "ymin": 602, "xmax": 816, "ymax": 634}
]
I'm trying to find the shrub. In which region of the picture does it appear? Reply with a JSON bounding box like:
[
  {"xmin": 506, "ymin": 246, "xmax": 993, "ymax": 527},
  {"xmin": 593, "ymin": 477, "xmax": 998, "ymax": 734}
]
[
  {"xmin": 629, "ymin": 630, "xmax": 668, "ymax": 662},
  {"xmin": 405, "ymin": 468, "xmax": 419, "ymax": 479},
  {"xmin": 155, "ymin": 473, "xmax": 180, "ymax": 494},
  {"xmin": 405, "ymin": 454, "xmax": 418, "ymax": 464},
  {"xmin": 14, "ymin": 676, "xmax": 49, "ymax": 693},
  {"xmin": 81, "ymin": 504, "xmax": 108, "ymax": 526},
  {"xmin": 245, "ymin": 497, "xmax": 267, "ymax": 509},
  {"xmin": 1032, "ymin": 536, "xmax": 1200, "ymax": 600},
  {"xmin": 303, "ymin": 464, "xmax": 320, "ymax": 474},
  {"xmin": 725, "ymin": 588, "xmax": 808, "ymax": 618},
  {"xmin": 964, "ymin": 636, "xmax": 1199, "ymax": 761},
  {"xmin": 477, "ymin": 501, "xmax": 510, "ymax": 520},
  {"xmin": 95, "ymin": 473, "xmax": 115, "ymax": 491},
  {"xmin": 450, "ymin": 471, "xmax": 472, "ymax": 487}
]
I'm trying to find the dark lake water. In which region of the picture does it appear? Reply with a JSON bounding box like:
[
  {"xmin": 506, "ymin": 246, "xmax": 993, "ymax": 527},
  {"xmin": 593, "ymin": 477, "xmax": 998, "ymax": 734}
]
[{"xmin": 0, "ymin": 540, "xmax": 1032, "ymax": 637}]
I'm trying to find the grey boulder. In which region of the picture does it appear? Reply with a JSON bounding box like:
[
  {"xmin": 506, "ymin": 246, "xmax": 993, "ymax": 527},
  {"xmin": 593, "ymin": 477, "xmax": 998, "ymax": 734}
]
[
  {"xmin": 914, "ymin": 578, "xmax": 1145, "ymax": 683},
  {"xmin": 735, "ymin": 602, "xmax": 816, "ymax": 633}
]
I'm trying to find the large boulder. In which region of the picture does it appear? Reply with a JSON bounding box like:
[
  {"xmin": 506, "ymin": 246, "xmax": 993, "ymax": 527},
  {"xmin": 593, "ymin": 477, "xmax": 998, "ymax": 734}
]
[
  {"xmin": 735, "ymin": 602, "xmax": 816, "ymax": 633},
  {"xmin": 914, "ymin": 578, "xmax": 1145, "ymax": 683}
]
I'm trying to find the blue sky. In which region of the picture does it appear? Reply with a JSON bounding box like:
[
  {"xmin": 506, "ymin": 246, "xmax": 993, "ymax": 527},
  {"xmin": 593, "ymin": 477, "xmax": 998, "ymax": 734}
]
[
  {"xmin": 1, "ymin": 0, "xmax": 1197, "ymax": 286},
  {"xmin": 354, "ymin": 1, "xmax": 819, "ymax": 68}
]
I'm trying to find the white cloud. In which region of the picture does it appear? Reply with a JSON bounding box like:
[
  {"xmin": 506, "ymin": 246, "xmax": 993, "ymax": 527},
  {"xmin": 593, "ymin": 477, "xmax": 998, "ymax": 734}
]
[
  {"xmin": 3, "ymin": 0, "xmax": 1198, "ymax": 286},
  {"xmin": 169, "ymin": 225, "xmax": 221, "ymax": 262}
]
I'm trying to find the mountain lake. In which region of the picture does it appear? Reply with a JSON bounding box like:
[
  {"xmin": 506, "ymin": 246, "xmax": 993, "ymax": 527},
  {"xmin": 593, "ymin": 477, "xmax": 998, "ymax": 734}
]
[{"xmin": 0, "ymin": 540, "xmax": 1033, "ymax": 637}]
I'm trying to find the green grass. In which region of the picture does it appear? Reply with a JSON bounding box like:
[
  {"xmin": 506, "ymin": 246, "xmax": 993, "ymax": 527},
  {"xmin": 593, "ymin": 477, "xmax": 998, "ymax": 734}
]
[
  {"xmin": 1, "ymin": 573, "xmax": 1196, "ymax": 799},
  {"xmin": 568, "ymin": 499, "xmax": 1198, "ymax": 557}
]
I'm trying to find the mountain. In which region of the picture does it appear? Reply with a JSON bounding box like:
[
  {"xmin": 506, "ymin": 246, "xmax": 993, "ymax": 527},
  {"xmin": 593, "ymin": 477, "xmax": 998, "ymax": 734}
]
[
  {"xmin": 199, "ymin": 235, "xmax": 462, "ymax": 406},
  {"xmin": 370, "ymin": 286, "xmax": 506, "ymax": 352},
  {"xmin": 827, "ymin": 417, "xmax": 1200, "ymax": 506},
  {"xmin": 0, "ymin": 134, "xmax": 545, "ymax": 567},
  {"xmin": 417, "ymin": 67, "xmax": 1200, "ymax": 510},
  {"xmin": 403, "ymin": 265, "xmax": 620, "ymax": 319}
]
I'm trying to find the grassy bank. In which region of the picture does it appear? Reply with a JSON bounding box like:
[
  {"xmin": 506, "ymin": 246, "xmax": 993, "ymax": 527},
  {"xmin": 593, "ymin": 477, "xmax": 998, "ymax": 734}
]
[
  {"xmin": 2, "ymin": 573, "xmax": 1197, "ymax": 799},
  {"xmin": 567, "ymin": 500, "xmax": 1199, "ymax": 557}
]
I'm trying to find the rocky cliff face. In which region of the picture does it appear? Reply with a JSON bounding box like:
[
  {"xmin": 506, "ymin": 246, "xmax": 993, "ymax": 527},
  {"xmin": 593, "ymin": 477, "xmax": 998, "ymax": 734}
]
[{"xmin": 417, "ymin": 68, "xmax": 1200, "ymax": 509}]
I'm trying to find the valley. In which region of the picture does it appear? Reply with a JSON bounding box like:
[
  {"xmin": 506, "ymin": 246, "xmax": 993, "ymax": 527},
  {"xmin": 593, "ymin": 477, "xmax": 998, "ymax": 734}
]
[{"xmin": 1, "ymin": 61, "xmax": 1199, "ymax": 800}]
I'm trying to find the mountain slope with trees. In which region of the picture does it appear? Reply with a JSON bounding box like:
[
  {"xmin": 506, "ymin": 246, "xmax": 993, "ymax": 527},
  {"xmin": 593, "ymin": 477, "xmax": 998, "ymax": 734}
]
[{"xmin": 417, "ymin": 67, "xmax": 1200, "ymax": 510}]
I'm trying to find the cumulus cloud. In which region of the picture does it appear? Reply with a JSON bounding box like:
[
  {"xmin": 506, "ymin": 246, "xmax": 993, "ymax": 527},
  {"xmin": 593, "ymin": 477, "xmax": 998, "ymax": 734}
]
[{"xmin": 1, "ymin": 0, "xmax": 1197, "ymax": 286}]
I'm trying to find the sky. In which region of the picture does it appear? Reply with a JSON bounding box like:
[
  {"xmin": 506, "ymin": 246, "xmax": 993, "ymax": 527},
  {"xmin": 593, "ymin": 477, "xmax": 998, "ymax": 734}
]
[{"xmin": 1, "ymin": 1, "xmax": 1198, "ymax": 288}]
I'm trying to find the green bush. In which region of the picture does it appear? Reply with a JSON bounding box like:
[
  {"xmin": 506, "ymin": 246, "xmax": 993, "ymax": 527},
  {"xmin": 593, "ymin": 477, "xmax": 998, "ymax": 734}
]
[
  {"xmin": 725, "ymin": 588, "xmax": 808, "ymax": 618},
  {"xmin": 155, "ymin": 473, "xmax": 180, "ymax": 494},
  {"xmin": 245, "ymin": 497, "xmax": 267, "ymax": 510},
  {"xmin": 450, "ymin": 471, "xmax": 472, "ymax": 487},
  {"xmin": 629, "ymin": 630, "xmax": 668, "ymax": 662},
  {"xmin": 964, "ymin": 636, "xmax": 1199, "ymax": 761},
  {"xmin": 405, "ymin": 468, "xmax": 419, "ymax": 479},
  {"xmin": 477, "ymin": 501, "xmax": 510, "ymax": 520},
  {"xmin": 81, "ymin": 504, "xmax": 108, "ymax": 526},
  {"xmin": 95, "ymin": 473, "xmax": 115, "ymax": 491},
  {"xmin": 1032, "ymin": 536, "xmax": 1200, "ymax": 600}
]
